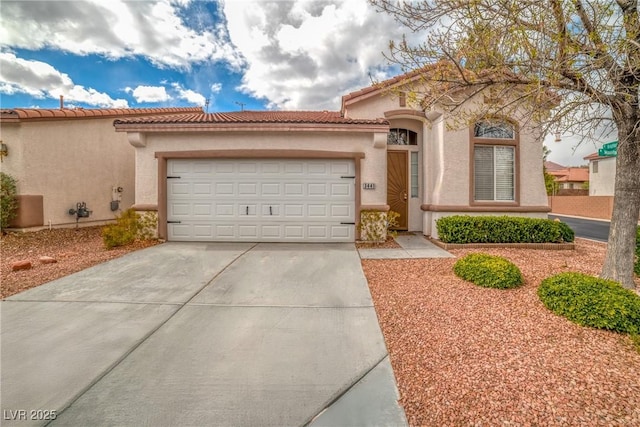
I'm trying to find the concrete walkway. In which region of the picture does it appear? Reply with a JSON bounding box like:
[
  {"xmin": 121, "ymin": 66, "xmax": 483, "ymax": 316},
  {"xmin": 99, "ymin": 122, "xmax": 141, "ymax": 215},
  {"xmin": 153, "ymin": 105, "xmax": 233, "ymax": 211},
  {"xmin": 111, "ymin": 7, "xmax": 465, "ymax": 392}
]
[
  {"xmin": 1, "ymin": 243, "xmax": 407, "ymax": 427},
  {"xmin": 358, "ymin": 232, "xmax": 454, "ymax": 259}
]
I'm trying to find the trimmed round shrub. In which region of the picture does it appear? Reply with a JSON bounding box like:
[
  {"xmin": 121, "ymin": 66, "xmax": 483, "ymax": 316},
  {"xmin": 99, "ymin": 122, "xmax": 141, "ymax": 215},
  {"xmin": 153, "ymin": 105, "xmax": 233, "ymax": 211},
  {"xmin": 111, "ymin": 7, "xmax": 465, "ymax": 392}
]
[
  {"xmin": 538, "ymin": 272, "xmax": 640, "ymax": 334},
  {"xmin": 453, "ymin": 253, "xmax": 524, "ymax": 289}
]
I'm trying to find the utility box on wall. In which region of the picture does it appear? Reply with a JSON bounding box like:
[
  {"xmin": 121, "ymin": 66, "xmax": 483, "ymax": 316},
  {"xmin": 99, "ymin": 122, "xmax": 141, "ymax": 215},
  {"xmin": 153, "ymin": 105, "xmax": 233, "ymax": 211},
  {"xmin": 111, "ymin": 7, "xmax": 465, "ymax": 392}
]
[{"xmin": 9, "ymin": 195, "xmax": 44, "ymax": 228}]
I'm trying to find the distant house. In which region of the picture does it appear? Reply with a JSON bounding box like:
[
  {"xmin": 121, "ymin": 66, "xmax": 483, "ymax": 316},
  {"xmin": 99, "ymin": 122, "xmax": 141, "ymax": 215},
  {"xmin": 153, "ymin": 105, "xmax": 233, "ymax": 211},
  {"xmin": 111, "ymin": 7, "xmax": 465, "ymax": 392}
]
[
  {"xmin": 547, "ymin": 167, "xmax": 589, "ymax": 191},
  {"xmin": 0, "ymin": 107, "xmax": 203, "ymax": 228},
  {"xmin": 114, "ymin": 69, "xmax": 549, "ymax": 243},
  {"xmin": 584, "ymin": 152, "xmax": 616, "ymax": 196},
  {"xmin": 543, "ymin": 161, "xmax": 566, "ymax": 172}
]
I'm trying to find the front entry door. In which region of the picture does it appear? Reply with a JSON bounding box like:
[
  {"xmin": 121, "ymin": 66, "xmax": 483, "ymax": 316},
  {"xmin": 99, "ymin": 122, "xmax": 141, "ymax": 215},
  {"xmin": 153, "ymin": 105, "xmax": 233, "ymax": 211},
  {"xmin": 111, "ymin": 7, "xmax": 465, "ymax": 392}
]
[{"xmin": 387, "ymin": 151, "xmax": 408, "ymax": 230}]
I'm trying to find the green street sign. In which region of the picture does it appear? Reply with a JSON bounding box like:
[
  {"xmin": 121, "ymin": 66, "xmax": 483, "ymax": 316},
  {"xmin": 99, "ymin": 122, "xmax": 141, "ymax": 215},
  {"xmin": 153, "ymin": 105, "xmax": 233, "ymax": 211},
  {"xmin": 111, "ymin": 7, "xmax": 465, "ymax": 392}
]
[
  {"xmin": 602, "ymin": 141, "xmax": 618, "ymax": 150},
  {"xmin": 598, "ymin": 148, "xmax": 617, "ymax": 157}
]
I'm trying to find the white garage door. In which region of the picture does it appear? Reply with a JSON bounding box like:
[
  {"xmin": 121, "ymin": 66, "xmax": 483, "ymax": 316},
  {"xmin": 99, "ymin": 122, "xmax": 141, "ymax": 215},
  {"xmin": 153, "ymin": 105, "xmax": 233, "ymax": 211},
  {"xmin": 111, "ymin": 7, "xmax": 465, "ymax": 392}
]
[{"xmin": 166, "ymin": 158, "xmax": 356, "ymax": 242}]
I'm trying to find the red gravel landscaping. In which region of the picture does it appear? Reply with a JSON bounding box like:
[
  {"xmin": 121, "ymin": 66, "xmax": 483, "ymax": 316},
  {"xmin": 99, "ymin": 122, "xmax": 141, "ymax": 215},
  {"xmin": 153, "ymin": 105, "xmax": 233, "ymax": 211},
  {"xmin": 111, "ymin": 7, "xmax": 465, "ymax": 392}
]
[{"xmin": 363, "ymin": 239, "xmax": 640, "ymax": 426}]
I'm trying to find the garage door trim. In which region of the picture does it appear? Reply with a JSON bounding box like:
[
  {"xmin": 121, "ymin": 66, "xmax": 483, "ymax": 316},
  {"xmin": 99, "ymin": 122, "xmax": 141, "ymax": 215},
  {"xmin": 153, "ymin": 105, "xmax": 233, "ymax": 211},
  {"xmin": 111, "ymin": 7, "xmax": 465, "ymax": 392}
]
[{"xmin": 155, "ymin": 150, "xmax": 365, "ymax": 241}]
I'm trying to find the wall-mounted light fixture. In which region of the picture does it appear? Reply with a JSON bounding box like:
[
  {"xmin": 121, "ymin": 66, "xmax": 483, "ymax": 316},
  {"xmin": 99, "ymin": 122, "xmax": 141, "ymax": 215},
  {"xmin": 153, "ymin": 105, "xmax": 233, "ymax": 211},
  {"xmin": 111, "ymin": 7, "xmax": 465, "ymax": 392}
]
[{"xmin": 0, "ymin": 141, "xmax": 8, "ymax": 161}]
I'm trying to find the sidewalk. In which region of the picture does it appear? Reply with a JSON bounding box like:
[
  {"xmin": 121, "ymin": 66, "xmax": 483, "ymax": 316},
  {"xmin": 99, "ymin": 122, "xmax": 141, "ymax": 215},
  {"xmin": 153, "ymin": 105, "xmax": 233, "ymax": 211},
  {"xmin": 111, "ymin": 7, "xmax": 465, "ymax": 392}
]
[{"xmin": 358, "ymin": 233, "xmax": 454, "ymax": 259}]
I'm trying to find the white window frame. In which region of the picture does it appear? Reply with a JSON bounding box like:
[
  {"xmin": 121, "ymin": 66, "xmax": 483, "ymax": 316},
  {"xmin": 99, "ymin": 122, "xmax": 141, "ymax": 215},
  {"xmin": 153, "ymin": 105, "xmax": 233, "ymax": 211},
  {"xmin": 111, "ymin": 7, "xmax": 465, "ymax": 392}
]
[
  {"xmin": 474, "ymin": 145, "xmax": 515, "ymax": 202},
  {"xmin": 471, "ymin": 119, "xmax": 518, "ymax": 204}
]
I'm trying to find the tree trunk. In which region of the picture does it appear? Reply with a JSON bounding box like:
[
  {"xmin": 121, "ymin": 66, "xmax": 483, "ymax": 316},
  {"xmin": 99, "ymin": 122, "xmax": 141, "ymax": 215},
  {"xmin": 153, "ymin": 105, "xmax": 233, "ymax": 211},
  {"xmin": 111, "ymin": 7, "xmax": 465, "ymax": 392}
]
[{"xmin": 601, "ymin": 120, "xmax": 640, "ymax": 290}]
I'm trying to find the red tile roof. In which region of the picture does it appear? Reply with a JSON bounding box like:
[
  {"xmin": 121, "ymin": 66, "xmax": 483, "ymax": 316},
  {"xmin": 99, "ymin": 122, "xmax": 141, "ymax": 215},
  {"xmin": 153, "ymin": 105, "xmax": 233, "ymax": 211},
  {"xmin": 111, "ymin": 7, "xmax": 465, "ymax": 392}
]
[
  {"xmin": 583, "ymin": 151, "xmax": 613, "ymax": 161},
  {"xmin": 113, "ymin": 110, "xmax": 388, "ymax": 126},
  {"xmin": 549, "ymin": 167, "xmax": 589, "ymax": 182},
  {"xmin": 1, "ymin": 107, "xmax": 203, "ymax": 122},
  {"xmin": 341, "ymin": 68, "xmax": 426, "ymax": 106},
  {"xmin": 544, "ymin": 161, "xmax": 566, "ymax": 171}
]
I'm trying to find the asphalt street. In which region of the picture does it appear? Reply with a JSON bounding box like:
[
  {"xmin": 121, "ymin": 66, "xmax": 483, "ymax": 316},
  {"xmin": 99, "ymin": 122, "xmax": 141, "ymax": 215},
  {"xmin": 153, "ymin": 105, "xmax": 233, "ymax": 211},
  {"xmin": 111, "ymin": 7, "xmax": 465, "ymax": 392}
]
[{"xmin": 549, "ymin": 214, "xmax": 610, "ymax": 242}]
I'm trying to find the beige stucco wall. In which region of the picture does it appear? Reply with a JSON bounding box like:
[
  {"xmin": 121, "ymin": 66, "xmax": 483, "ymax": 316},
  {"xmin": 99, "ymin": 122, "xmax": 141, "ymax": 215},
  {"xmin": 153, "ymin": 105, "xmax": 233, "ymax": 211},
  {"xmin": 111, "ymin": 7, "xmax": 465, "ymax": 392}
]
[
  {"xmin": 0, "ymin": 118, "xmax": 135, "ymax": 227},
  {"xmin": 345, "ymin": 87, "xmax": 548, "ymax": 236},
  {"xmin": 132, "ymin": 131, "xmax": 388, "ymax": 208},
  {"xmin": 589, "ymin": 157, "xmax": 616, "ymax": 196}
]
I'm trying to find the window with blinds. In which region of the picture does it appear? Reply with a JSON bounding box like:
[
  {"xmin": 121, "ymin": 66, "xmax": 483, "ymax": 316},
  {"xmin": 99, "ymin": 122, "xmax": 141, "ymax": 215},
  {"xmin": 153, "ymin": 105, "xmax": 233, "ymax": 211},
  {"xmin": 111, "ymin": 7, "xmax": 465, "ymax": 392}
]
[{"xmin": 474, "ymin": 145, "xmax": 515, "ymax": 201}]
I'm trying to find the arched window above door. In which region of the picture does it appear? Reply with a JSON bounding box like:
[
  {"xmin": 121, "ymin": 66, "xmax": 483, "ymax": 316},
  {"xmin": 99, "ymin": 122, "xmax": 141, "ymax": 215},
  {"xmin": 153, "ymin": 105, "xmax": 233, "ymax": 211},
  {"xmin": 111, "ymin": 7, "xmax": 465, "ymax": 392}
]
[
  {"xmin": 473, "ymin": 121, "xmax": 515, "ymax": 139},
  {"xmin": 387, "ymin": 128, "xmax": 418, "ymax": 145}
]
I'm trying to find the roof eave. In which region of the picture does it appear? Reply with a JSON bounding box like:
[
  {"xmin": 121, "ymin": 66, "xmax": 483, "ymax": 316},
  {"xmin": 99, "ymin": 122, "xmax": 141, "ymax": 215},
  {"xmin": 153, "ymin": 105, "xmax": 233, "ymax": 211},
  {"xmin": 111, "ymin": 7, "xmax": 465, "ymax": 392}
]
[{"xmin": 114, "ymin": 122, "xmax": 390, "ymax": 133}]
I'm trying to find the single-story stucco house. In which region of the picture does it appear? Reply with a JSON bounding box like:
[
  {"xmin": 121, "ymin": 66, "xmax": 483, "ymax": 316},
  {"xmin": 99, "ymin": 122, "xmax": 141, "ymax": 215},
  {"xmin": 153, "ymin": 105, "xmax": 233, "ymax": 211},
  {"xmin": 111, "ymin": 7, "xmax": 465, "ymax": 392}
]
[
  {"xmin": 584, "ymin": 151, "xmax": 616, "ymax": 196},
  {"xmin": 0, "ymin": 107, "xmax": 203, "ymax": 228},
  {"xmin": 114, "ymin": 72, "xmax": 550, "ymax": 243}
]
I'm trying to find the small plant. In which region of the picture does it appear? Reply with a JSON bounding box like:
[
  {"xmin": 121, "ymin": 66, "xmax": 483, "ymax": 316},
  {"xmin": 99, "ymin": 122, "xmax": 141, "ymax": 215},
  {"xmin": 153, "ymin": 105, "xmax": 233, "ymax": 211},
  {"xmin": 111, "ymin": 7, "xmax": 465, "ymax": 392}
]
[
  {"xmin": 453, "ymin": 253, "xmax": 524, "ymax": 289},
  {"xmin": 0, "ymin": 172, "xmax": 18, "ymax": 231},
  {"xmin": 102, "ymin": 209, "xmax": 157, "ymax": 249},
  {"xmin": 358, "ymin": 210, "xmax": 400, "ymax": 243},
  {"xmin": 538, "ymin": 272, "xmax": 640, "ymax": 335}
]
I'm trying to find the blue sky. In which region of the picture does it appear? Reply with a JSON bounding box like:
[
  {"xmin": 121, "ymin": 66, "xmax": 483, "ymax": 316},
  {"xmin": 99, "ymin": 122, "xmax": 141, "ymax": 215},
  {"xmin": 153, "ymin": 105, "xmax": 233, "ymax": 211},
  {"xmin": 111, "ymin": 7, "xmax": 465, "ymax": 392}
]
[
  {"xmin": 0, "ymin": 0, "xmax": 402, "ymax": 112},
  {"xmin": 0, "ymin": 0, "xmax": 601, "ymax": 164}
]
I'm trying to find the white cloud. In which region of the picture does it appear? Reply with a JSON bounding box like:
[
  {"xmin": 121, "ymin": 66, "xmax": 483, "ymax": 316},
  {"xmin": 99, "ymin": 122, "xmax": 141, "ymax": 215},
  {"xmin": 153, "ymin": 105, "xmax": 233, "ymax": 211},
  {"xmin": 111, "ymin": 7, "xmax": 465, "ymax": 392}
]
[
  {"xmin": 210, "ymin": 83, "xmax": 222, "ymax": 93},
  {"xmin": 0, "ymin": 0, "xmax": 244, "ymax": 70},
  {"xmin": 126, "ymin": 85, "xmax": 171, "ymax": 103},
  {"xmin": 0, "ymin": 52, "xmax": 128, "ymax": 108},
  {"xmin": 223, "ymin": 0, "xmax": 406, "ymax": 110},
  {"xmin": 171, "ymin": 82, "xmax": 206, "ymax": 106}
]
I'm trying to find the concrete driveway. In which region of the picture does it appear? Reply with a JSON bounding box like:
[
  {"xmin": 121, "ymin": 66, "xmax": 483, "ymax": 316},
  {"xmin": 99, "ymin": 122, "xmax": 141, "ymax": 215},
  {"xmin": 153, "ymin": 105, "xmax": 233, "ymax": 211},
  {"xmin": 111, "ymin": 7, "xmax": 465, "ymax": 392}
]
[{"xmin": 1, "ymin": 243, "xmax": 407, "ymax": 427}]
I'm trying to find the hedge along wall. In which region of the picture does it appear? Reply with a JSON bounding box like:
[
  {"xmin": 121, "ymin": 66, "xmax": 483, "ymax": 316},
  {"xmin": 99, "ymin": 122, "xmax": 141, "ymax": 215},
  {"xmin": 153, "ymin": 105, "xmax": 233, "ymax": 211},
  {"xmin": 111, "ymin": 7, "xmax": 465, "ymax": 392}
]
[{"xmin": 435, "ymin": 215, "xmax": 574, "ymax": 244}]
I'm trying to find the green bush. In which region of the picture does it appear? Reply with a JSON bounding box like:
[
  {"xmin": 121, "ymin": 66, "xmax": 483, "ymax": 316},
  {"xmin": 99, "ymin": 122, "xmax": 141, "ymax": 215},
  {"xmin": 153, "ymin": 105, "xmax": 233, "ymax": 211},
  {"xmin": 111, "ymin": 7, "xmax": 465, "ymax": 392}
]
[
  {"xmin": 556, "ymin": 221, "xmax": 575, "ymax": 243},
  {"xmin": 538, "ymin": 272, "xmax": 640, "ymax": 335},
  {"xmin": 453, "ymin": 253, "xmax": 524, "ymax": 289},
  {"xmin": 102, "ymin": 209, "xmax": 157, "ymax": 249},
  {"xmin": 0, "ymin": 172, "xmax": 18, "ymax": 231},
  {"xmin": 436, "ymin": 215, "xmax": 574, "ymax": 244}
]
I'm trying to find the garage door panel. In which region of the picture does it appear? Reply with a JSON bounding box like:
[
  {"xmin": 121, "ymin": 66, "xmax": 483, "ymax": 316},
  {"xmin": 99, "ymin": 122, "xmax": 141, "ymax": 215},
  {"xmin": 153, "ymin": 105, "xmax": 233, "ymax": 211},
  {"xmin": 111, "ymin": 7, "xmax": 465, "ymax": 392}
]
[
  {"xmin": 193, "ymin": 162, "xmax": 213, "ymax": 174},
  {"xmin": 170, "ymin": 203, "xmax": 191, "ymax": 217},
  {"xmin": 238, "ymin": 225, "xmax": 258, "ymax": 238},
  {"xmin": 308, "ymin": 183, "xmax": 328, "ymax": 196},
  {"xmin": 284, "ymin": 204, "xmax": 304, "ymax": 217},
  {"xmin": 238, "ymin": 162, "xmax": 258, "ymax": 174},
  {"xmin": 167, "ymin": 159, "xmax": 355, "ymax": 242},
  {"xmin": 331, "ymin": 161, "xmax": 353, "ymax": 175},
  {"xmin": 193, "ymin": 183, "xmax": 212, "ymax": 195},
  {"xmin": 284, "ymin": 162, "xmax": 304, "ymax": 174},
  {"xmin": 261, "ymin": 162, "xmax": 281, "ymax": 174},
  {"xmin": 169, "ymin": 182, "xmax": 190, "ymax": 196},
  {"xmin": 215, "ymin": 204, "xmax": 234, "ymax": 216},
  {"xmin": 261, "ymin": 183, "xmax": 281, "ymax": 196},
  {"xmin": 215, "ymin": 183, "xmax": 234, "ymax": 195},
  {"xmin": 307, "ymin": 205, "xmax": 327, "ymax": 217},
  {"xmin": 238, "ymin": 183, "xmax": 258, "ymax": 195},
  {"xmin": 330, "ymin": 204, "xmax": 352, "ymax": 218},
  {"xmin": 331, "ymin": 183, "xmax": 352, "ymax": 196},
  {"xmin": 192, "ymin": 204, "xmax": 212, "ymax": 216},
  {"xmin": 215, "ymin": 163, "xmax": 234, "ymax": 174},
  {"xmin": 284, "ymin": 183, "xmax": 304, "ymax": 196},
  {"xmin": 308, "ymin": 162, "xmax": 327, "ymax": 174}
]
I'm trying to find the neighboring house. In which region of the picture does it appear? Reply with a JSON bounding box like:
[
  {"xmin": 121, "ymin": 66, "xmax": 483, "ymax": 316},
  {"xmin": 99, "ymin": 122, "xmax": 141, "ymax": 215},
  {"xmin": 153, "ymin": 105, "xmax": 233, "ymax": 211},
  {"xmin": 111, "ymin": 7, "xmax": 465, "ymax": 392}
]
[
  {"xmin": 114, "ymin": 72, "xmax": 549, "ymax": 243},
  {"xmin": 584, "ymin": 152, "xmax": 616, "ymax": 196},
  {"xmin": 547, "ymin": 167, "xmax": 589, "ymax": 190},
  {"xmin": 0, "ymin": 107, "xmax": 203, "ymax": 228},
  {"xmin": 544, "ymin": 161, "xmax": 566, "ymax": 172}
]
